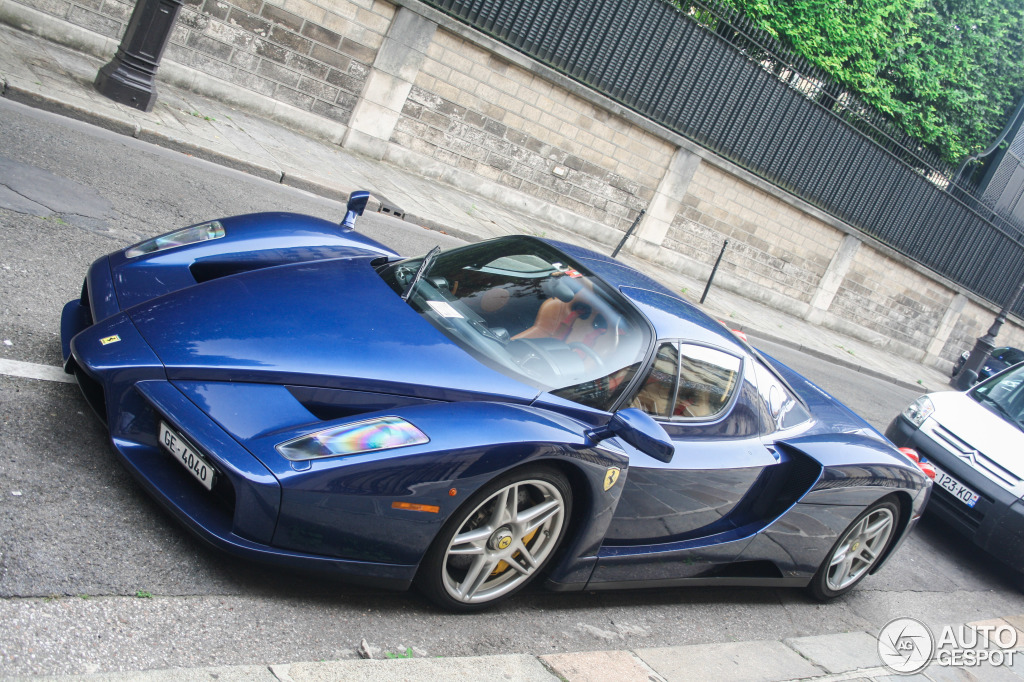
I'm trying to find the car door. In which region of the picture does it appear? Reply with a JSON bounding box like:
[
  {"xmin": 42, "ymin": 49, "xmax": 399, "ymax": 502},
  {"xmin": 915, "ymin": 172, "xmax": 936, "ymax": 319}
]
[{"xmin": 591, "ymin": 341, "xmax": 779, "ymax": 582}]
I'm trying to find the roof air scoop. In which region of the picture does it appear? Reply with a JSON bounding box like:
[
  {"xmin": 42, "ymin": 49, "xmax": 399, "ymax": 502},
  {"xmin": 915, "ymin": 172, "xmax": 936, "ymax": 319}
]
[{"xmin": 341, "ymin": 191, "xmax": 370, "ymax": 231}]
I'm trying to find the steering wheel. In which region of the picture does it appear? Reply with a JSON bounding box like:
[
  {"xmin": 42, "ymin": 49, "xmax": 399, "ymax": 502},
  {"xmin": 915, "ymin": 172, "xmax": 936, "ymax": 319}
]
[
  {"xmin": 569, "ymin": 342, "xmax": 605, "ymax": 369},
  {"xmin": 510, "ymin": 341, "xmax": 564, "ymax": 378}
]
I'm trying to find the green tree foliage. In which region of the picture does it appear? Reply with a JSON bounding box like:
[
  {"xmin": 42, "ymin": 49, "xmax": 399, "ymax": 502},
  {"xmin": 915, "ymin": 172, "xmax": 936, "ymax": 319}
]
[{"xmin": 717, "ymin": 0, "xmax": 1024, "ymax": 166}]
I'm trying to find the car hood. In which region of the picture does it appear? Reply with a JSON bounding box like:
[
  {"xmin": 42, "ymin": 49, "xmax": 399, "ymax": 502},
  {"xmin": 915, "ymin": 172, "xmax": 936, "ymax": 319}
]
[
  {"xmin": 928, "ymin": 391, "xmax": 1024, "ymax": 479},
  {"xmin": 126, "ymin": 256, "xmax": 539, "ymax": 403}
]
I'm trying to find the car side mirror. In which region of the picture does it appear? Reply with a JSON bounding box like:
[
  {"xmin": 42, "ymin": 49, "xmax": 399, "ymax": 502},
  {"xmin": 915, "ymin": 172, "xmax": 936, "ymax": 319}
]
[
  {"xmin": 589, "ymin": 408, "xmax": 675, "ymax": 462},
  {"xmin": 341, "ymin": 190, "xmax": 371, "ymax": 231}
]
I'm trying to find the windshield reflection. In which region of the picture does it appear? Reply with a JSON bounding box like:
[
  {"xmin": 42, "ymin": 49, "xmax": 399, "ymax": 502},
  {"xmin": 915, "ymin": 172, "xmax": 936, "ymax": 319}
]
[
  {"xmin": 971, "ymin": 362, "xmax": 1024, "ymax": 429},
  {"xmin": 381, "ymin": 237, "xmax": 652, "ymax": 411}
]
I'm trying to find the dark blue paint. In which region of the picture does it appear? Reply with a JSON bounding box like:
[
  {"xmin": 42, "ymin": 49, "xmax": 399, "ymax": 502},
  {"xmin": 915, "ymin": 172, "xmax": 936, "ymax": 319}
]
[
  {"xmin": 111, "ymin": 213, "xmax": 398, "ymax": 312},
  {"xmin": 341, "ymin": 191, "xmax": 370, "ymax": 231},
  {"xmin": 87, "ymin": 255, "xmax": 120, "ymax": 322},
  {"xmin": 60, "ymin": 211, "xmax": 931, "ymax": 598},
  {"xmin": 128, "ymin": 257, "xmax": 539, "ymax": 404},
  {"xmin": 588, "ymin": 407, "xmax": 675, "ymax": 462}
]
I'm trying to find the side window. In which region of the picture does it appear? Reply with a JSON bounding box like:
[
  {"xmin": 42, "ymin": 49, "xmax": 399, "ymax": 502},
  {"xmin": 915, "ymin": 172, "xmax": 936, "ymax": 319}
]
[
  {"xmin": 629, "ymin": 342, "xmax": 742, "ymax": 422},
  {"xmin": 673, "ymin": 344, "xmax": 742, "ymax": 420},
  {"xmin": 629, "ymin": 343, "xmax": 678, "ymax": 418},
  {"xmin": 752, "ymin": 360, "xmax": 811, "ymax": 433}
]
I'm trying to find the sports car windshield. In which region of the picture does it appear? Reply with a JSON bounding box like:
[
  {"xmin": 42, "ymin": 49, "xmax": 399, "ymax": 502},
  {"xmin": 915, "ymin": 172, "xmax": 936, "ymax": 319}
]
[
  {"xmin": 380, "ymin": 236, "xmax": 652, "ymax": 410},
  {"xmin": 971, "ymin": 362, "xmax": 1024, "ymax": 430}
]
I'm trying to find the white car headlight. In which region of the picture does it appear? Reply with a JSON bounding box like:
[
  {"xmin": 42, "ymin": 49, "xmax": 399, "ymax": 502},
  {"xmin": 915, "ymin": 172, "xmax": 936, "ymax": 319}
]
[
  {"xmin": 125, "ymin": 221, "xmax": 225, "ymax": 258},
  {"xmin": 276, "ymin": 416, "xmax": 429, "ymax": 461},
  {"xmin": 902, "ymin": 396, "xmax": 935, "ymax": 429}
]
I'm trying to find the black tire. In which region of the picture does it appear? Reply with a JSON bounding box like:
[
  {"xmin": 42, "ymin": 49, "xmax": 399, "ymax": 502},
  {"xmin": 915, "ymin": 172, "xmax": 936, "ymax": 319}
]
[
  {"xmin": 809, "ymin": 497, "xmax": 900, "ymax": 600},
  {"xmin": 417, "ymin": 465, "xmax": 572, "ymax": 612}
]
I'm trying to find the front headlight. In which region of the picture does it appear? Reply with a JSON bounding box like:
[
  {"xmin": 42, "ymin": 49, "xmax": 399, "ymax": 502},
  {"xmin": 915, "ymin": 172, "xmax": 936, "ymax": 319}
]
[
  {"xmin": 125, "ymin": 221, "xmax": 225, "ymax": 258},
  {"xmin": 276, "ymin": 416, "xmax": 429, "ymax": 461},
  {"xmin": 902, "ymin": 395, "xmax": 935, "ymax": 429}
]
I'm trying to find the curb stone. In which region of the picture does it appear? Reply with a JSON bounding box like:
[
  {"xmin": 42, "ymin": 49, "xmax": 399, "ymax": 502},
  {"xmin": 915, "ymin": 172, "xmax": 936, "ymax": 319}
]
[
  {"xmin": 134, "ymin": 123, "xmax": 284, "ymax": 183},
  {"xmin": 4, "ymin": 77, "xmax": 140, "ymax": 137}
]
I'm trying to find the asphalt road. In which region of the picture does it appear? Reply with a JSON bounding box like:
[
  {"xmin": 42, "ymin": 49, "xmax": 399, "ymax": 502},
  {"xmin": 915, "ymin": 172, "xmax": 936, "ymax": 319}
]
[{"xmin": 2, "ymin": 99, "xmax": 1023, "ymax": 676}]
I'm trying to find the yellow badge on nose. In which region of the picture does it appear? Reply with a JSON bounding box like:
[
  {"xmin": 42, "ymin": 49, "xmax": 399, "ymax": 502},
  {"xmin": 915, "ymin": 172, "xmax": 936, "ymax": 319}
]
[
  {"xmin": 604, "ymin": 467, "xmax": 620, "ymax": 491},
  {"xmin": 100, "ymin": 335, "xmax": 121, "ymax": 345}
]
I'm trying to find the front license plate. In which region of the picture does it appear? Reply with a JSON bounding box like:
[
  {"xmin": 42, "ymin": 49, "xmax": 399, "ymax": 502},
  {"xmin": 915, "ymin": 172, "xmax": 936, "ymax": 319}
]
[
  {"xmin": 158, "ymin": 422, "xmax": 215, "ymax": 491},
  {"xmin": 933, "ymin": 465, "xmax": 980, "ymax": 508}
]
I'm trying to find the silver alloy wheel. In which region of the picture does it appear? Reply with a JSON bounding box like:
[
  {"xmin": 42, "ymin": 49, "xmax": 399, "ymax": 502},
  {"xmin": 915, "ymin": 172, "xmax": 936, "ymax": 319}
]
[
  {"xmin": 825, "ymin": 506, "xmax": 896, "ymax": 592},
  {"xmin": 441, "ymin": 478, "xmax": 567, "ymax": 604}
]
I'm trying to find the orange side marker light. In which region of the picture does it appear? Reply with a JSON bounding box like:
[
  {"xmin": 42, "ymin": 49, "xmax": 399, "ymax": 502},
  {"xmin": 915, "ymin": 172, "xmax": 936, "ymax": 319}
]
[{"xmin": 391, "ymin": 501, "xmax": 440, "ymax": 513}]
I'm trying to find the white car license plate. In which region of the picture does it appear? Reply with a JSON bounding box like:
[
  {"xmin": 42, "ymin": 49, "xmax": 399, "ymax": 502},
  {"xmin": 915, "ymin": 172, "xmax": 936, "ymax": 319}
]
[
  {"xmin": 158, "ymin": 422, "xmax": 215, "ymax": 491},
  {"xmin": 933, "ymin": 466, "xmax": 980, "ymax": 508}
]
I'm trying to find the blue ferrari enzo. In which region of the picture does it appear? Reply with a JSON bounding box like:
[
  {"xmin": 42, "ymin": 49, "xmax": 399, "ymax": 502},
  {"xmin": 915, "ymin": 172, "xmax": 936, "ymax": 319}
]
[{"xmin": 61, "ymin": 191, "xmax": 932, "ymax": 611}]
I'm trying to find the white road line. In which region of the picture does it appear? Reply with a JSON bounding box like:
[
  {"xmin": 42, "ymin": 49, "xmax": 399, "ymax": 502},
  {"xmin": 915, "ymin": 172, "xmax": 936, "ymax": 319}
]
[{"xmin": 0, "ymin": 358, "xmax": 76, "ymax": 384}]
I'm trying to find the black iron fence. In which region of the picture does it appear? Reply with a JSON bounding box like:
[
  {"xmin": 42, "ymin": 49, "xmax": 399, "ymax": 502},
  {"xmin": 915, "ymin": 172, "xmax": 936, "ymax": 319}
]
[{"xmin": 423, "ymin": 0, "xmax": 1024, "ymax": 316}]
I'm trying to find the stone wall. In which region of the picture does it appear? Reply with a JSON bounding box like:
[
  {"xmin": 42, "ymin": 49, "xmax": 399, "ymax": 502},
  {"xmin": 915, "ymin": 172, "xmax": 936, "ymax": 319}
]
[
  {"xmin": 6, "ymin": 0, "xmax": 390, "ymax": 125},
  {"xmin": 828, "ymin": 249, "xmax": 954, "ymax": 354},
  {"xmin": 659, "ymin": 162, "xmax": 844, "ymax": 310},
  {"xmin": 20, "ymin": 0, "xmax": 132, "ymax": 42},
  {"xmin": 393, "ymin": 27, "xmax": 673, "ymax": 234},
  {"xmin": 3, "ymin": 0, "xmax": 1022, "ymax": 369},
  {"xmin": 945, "ymin": 299, "xmax": 1024, "ymax": 362},
  {"xmin": 170, "ymin": 0, "xmax": 391, "ymax": 126}
]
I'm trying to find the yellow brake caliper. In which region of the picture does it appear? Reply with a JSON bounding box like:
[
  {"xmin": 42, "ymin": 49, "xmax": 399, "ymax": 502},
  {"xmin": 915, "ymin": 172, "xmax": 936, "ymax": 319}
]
[{"xmin": 491, "ymin": 528, "xmax": 538, "ymax": 576}]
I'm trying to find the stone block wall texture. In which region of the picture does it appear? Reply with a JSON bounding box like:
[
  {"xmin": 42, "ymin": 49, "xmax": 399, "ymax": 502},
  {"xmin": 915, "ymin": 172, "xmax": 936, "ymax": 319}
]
[
  {"xmin": 394, "ymin": 28, "xmax": 673, "ymax": 233},
  {"xmin": 943, "ymin": 299, "xmax": 1024, "ymax": 364},
  {"xmin": 4, "ymin": 0, "xmax": 1023, "ymax": 365},
  {"xmin": 172, "ymin": 0, "xmax": 393, "ymax": 124},
  {"xmin": 830, "ymin": 248, "xmax": 955, "ymax": 353},
  {"xmin": 12, "ymin": 0, "xmax": 391, "ymax": 124},
  {"xmin": 662, "ymin": 163, "xmax": 843, "ymax": 306}
]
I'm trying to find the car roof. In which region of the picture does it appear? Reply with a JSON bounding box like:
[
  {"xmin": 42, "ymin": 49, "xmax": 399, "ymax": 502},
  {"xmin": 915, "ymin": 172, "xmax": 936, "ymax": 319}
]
[{"xmin": 544, "ymin": 239, "xmax": 748, "ymax": 353}]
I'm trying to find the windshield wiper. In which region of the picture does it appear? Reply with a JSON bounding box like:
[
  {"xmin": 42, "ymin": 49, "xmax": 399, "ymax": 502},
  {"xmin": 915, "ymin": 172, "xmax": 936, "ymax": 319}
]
[{"xmin": 401, "ymin": 246, "xmax": 441, "ymax": 302}]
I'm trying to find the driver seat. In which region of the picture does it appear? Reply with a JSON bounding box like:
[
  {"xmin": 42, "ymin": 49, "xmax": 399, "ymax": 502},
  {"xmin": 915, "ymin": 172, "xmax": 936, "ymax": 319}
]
[
  {"xmin": 512, "ymin": 297, "xmax": 577, "ymax": 341},
  {"xmin": 512, "ymin": 275, "xmax": 590, "ymax": 342}
]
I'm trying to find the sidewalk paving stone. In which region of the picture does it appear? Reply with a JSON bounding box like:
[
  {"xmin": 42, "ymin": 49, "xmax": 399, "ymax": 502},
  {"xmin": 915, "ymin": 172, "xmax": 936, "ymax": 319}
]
[
  {"xmin": 965, "ymin": 618, "xmax": 1024, "ymax": 650},
  {"xmin": 282, "ymin": 654, "xmax": 559, "ymax": 681},
  {"xmin": 1005, "ymin": 615, "xmax": 1024, "ymax": 641},
  {"xmin": 635, "ymin": 640, "xmax": 822, "ymax": 682},
  {"xmin": 541, "ymin": 650, "xmax": 663, "ymax": 682},
  {"xmin": 919, "ymin": 660, "xmax": 1023, "ymax": 682},
  {"xmin": 785, "ymin": 631, "xmax": 882, "ymax": 675}
]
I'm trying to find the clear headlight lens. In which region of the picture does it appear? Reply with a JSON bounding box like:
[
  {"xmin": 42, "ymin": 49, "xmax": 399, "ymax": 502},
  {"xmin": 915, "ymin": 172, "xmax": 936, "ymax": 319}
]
[
  {"xmin": 125, "ymin": 221, "xmax": 225, "ymax": 258},
  {"xmin": 902, "ymin": 396, "xmax": 935, "ymax": 429},
  {"xmin": 276, "ymin": 416, "xmax": 429, "ymax": 461}
]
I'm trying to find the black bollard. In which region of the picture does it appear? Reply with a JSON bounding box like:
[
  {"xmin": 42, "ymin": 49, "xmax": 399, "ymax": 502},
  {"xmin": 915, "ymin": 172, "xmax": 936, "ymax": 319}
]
[{"xmin": 95, "ymin": 0, "xmax": 184, "ymax": 111}]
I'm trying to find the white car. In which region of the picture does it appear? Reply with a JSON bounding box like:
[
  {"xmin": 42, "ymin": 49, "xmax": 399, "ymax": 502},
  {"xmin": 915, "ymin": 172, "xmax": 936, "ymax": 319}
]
[{"xmin": 887, "ymin": 362, "xmax": 1024, "ymax": 571}]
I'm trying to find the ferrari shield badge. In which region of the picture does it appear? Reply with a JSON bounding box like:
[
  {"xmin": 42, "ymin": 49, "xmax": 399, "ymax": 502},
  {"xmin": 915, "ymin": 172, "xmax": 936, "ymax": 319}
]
[
  {"xmin": 100, "ymin": 335, "xmax": 121, "ymax": 345},
  {"xmin": 603, "ymin": 467, "xmax": 620, "ymax": 491}
]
